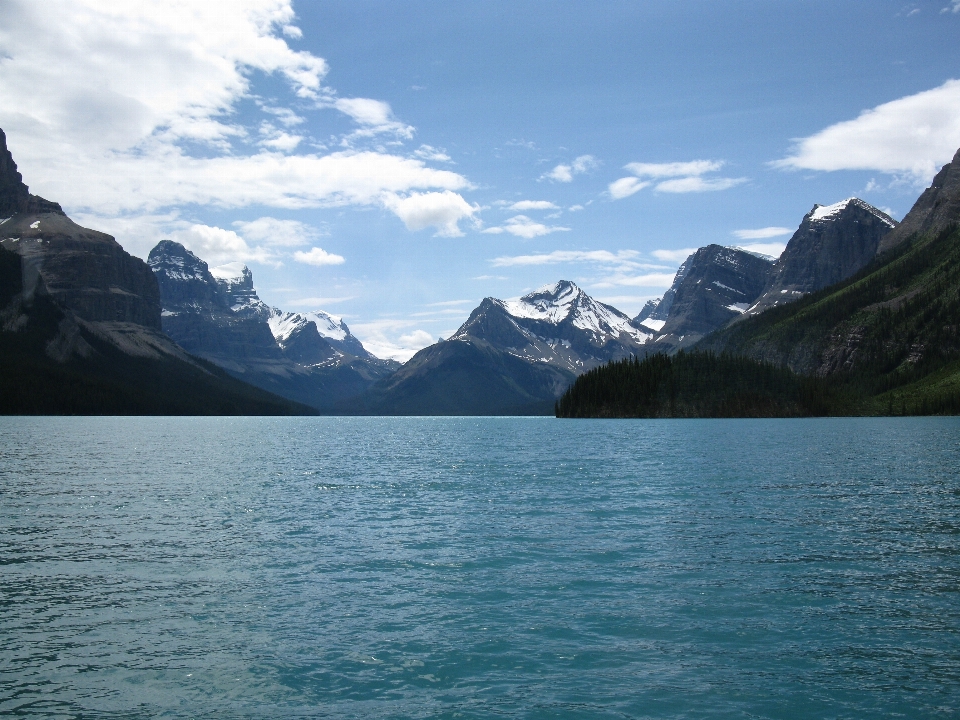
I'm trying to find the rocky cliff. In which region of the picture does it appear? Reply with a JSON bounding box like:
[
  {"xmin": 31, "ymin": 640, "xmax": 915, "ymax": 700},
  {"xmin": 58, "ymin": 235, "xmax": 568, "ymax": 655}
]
[
  {"xmin": 745, "ymin": 198, "xmax": 895, "ymax": 316},
  {"xmin": 646, "ymin": 246, "xmax": 773, "ymax": 351},
  {"xmin": 877, "ymin": 147, "xmax": 960, "ymax": 254},
  {"xmin": 148, "ymin": 240, "xmax": 397, "ymax": 409},
  {"xmin": 0, "ymin": 131, "xmax": 162, "ymax": 331}
]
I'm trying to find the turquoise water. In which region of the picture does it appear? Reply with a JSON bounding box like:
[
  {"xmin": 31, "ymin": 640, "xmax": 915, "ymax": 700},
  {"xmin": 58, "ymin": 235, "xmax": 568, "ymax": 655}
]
[{"xmin": 1, "ymin": 416, "xmax": 959, "ymax": 718}]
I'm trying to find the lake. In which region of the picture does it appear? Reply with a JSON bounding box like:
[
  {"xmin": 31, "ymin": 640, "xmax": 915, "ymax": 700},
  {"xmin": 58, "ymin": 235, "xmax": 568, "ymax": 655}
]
[{"xmin": 1, "ymin": 416, "xmax": 959, "ymax": 718}]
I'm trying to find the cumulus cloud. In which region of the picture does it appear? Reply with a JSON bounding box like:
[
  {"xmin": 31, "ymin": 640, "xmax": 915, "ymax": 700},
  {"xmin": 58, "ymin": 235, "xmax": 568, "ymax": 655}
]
[
  {"xmin": 542, "ymin": 154, "xmax": 597, "ymax": 182},
  {"xmin": 293, "ymin": 247, "xmax": 345, "ymax": 266},
  {"xmin": 482, "ymin": 215, "xmax": 570, "ymax": 239},
  {"xmin": 0, "ymin": 0, "xmax": 472, "ymax": 235},
  {"xmin": 773, "ymin": 79, "xmax": 960, "ymax": 182},
  {"xmin": 232, "ymin": 217, "xmax": 320, "ymax": 246},
  {"xmin": 348, "ymin": 319, "xmax": 436, "ymax": 362},
  {"xmin": 382, "ymin": 190, "xmax": 478, "ymax": 237},
  {"xmin": 733, "ymin": 226, "xmax": 793, "ymax": 240},
  {"xmin": 610, "ymin": 158, "xmax": 744, "ymax": 198},
  {"xmin": 174, "ymin": 223, "xmax": 278, "ymax": 266},
  {"xmin": 508, "ymin": 200, "xmax": 560, "ymax": 211}
]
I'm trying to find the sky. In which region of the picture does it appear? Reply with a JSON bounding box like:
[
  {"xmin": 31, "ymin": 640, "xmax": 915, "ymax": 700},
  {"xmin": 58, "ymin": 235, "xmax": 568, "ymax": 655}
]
[{"xmin": 1, "ymin": 1, "xmax": 959, "ymax": 360}]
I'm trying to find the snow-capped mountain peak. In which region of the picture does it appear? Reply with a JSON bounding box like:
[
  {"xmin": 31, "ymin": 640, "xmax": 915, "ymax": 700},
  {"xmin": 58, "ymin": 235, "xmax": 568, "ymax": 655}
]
[
  {"xmin": 809, "ymin": 198, "xmax": 896, "ymax": 227},
  {"xmin": 499, "ymin": 280, "xmax": 651, "ymax": 344},
  {"xmin": 267, "ymin": 308, "xmax": 348, "ymax": 344},
  {"xmin": 502, "ymin": 280, "xmax": 582, "ymax": 323},
  {"xmin": 267, "ymin": 307, "xmax": 376, "ymax": 359}
]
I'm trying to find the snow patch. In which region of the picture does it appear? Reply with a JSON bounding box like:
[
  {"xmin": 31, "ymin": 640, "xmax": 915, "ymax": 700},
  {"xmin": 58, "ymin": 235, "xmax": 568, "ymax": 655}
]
[
  {"xmin": 268, "ymin": 308, "xmax": 349, "ymax": 344},
  {"xmin": 712, "ymin": 280, "xmax": 744, "ymax": 294},
  {"xmin": 725, "ymin": 303, "xmax": 750, "ymax": 313},
  {"xmin": 29, "ymin": 221, "xmax": 39, "ymax": 229},
  {"xmin": 810, "ymin": 198, "xmax": 896, "ymax": 227},
  {"xmin": 639, "ymin": 318, "xmax": 666, "ymax": 332}
]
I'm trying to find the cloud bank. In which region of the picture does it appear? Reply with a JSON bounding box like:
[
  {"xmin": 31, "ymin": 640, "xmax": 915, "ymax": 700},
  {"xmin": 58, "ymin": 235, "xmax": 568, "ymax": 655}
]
[{"xmin": 0, "ymin": 0, "xmax": 477, "ymax": 244}]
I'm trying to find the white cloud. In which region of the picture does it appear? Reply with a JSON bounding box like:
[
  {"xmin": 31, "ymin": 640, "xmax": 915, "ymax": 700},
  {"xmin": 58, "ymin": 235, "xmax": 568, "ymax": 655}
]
[
  {"xmin": 624, "ymin": 160, "xmax": 723, "ymax": 178},
  {"xmin": 612, "ymin": 158, "xmax": 744, "ymax": 198},
  {"xmin": 483, "ymin": 215, "xmax": 570, "ymax": 239},
  {"xmin": 174, "ymin": 223, "xmax": 278, "ymax": 267},
  {"xmin": 546, "ymin": 164, "xmax": 574, "ymax": 182},
  {"xmin": 0, "ymin": 0, "xmax": 472, "ymax": 235},
  {"xmin": 284, "ymin": 295, "xmax": 354, "ymax": 307},
  {"xmin": 413, "ymin": 145, "xmax": 451, "ymax": 162},
  {"xmin": 349, "ymin": 319, "xmax": 436, "ymax": 362},
  {"xmin": 608, "ymin": 177, "xmax": 650, "ymax": 199},
  {"xmin": 334, "ymin": 97, "xmax": 414, "ymax": 139},
  {"xmin": 399, "ymin": 329, "xmax": 436, "ymax": 347},
  {"xmin": 774, "ymin": 79, "xmax": 960, "ymax": 182},
  {"xmin": 732, "ymin": 242, "xmax": 786, "ymax": 259},
  {"xmin": 655, "ymin": 176, "xmax": 746, "ymax": 193},
  {"xmin": 542, "ymin": 154, "xmax": 597, "ymax": 182},
  {"xmin": 491, "ymin": 249, "xmax": 662, "ymax": 269},
  {"xmin": 942, "ymin": 1, "xmax": 960, "ymax": 12},
  {"xmin": 233, "ymin": 217, "xmax": 320, "ymax": 246},
  {"xmin": 651, "ymin": 248, "xmax": 698, "ymax": 263},
  {"xmin": 568, "ymin": 204, "xmax": 584, "ymax": 212},
  {"xmin": 508, "ymin": 200, "xmax": 560, "ymax": 211},
  {"xmin": 733, "ymin": 226, "xmax": 793, "ymax": 240},
  {"xmin": 592, "ymin": 273, "xmax": 677, "ymax": 289},
  {"xmin": 293, "ymin": 247, "xmax": 345, "ymax": 266},
  {"xmin": 382, "ymin": 190, "xmax": 478, "ymax": 237},
  {"xmin": 258, "ymin": 126, "xmax": 303, "ymax": 152}
]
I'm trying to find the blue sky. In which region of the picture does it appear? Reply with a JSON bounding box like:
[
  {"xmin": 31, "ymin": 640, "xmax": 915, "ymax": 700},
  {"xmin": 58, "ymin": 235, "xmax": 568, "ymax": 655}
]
[{"xmin": 2, "ymin": 1, "xmax": 959, "ymax": 358}]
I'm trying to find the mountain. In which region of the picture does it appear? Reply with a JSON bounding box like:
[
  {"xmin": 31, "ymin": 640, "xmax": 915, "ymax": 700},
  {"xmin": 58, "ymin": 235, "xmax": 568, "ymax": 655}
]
[
  {"xmin": 643, "ymin": 245, "xmax": 773, "ymax": 352},
  {"xmin": 148, "ymin": 240, "xmax": 397, "ymax": 410},
  {"xmin": 0, "ymin": 128, "xmax": 311, "ymax": 415},
  {"xmin": 267, "ymin": 308, "xmax": 383, "ymax": 362},
  {"xmin": 744, "ymin": 198, "xmax": 896, "ymax": 317},
  {"xmin": 695, "ymin": 146, "xmax": 960, "ymax": 414},
  {"xmin": 633, "ymin": 255, "xmax": 693, "ymax": 332},
  {"xmin": 350, "ymin": 281, "xmax": 652, "ymax": 415},
  {"xmin": 877, "ymin": 147, "xmax": 960, "ymax": 254}
]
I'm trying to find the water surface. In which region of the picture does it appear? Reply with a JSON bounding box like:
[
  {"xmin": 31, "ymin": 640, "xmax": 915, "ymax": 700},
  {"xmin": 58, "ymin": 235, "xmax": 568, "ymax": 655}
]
[{"xmin": 1, "ymin": 417, "xmax": 959, "ymax": 718}]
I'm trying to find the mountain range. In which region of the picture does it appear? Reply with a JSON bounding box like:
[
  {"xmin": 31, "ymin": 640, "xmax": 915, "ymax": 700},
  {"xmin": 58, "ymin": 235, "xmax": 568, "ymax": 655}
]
[
  {"xmin": 3, "ymin": 120, "xmax": 958, "ymax": 417},
  {"xmin": 560, "ymin": 147, "xmax": 960, "ymax": 417},
  {"xmin": 0, "ymin": 129, "xmax": 311, "ymax": 415}
]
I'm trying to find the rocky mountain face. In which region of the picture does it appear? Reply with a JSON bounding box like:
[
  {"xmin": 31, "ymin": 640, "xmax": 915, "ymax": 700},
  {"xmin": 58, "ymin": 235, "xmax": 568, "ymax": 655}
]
[
  {"xmin": 644, "ymin": 246, "xmax": 773, "ymax": 352},
  {"xmin": 0, "ymin": 129, "xmax": 309, "ymax": 415},
  {"xmin": 698, "ymin": 146, "xmax": 960, "ymax": 412},
  {"xmin": 0, "ymin": 129, "xmax": 64, "ymax": 217},
  {"xmin": 0, "ymin": 132, "xmax": 162, "ymax": 333},
  {"xmin": 634, "ymin": 256, "xmax": 693, "ymax": 332},
  {"xmin": 351, "ymin": 281, "xmax": 651, "ymax": 414},
  {"xmin": 745, "ymin": 198, "xmax": 896, "ymax": 316},
  {"xmin": 148, "ymin": 241, "xmax": 285, "ymax": 367},
  {"xmin": 148, "ymin": 240, "xmax": 397, "ymax": 409},
  {"xmin": 877, "ymin": 147, "xmax": 960, "ymax": 254}
]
